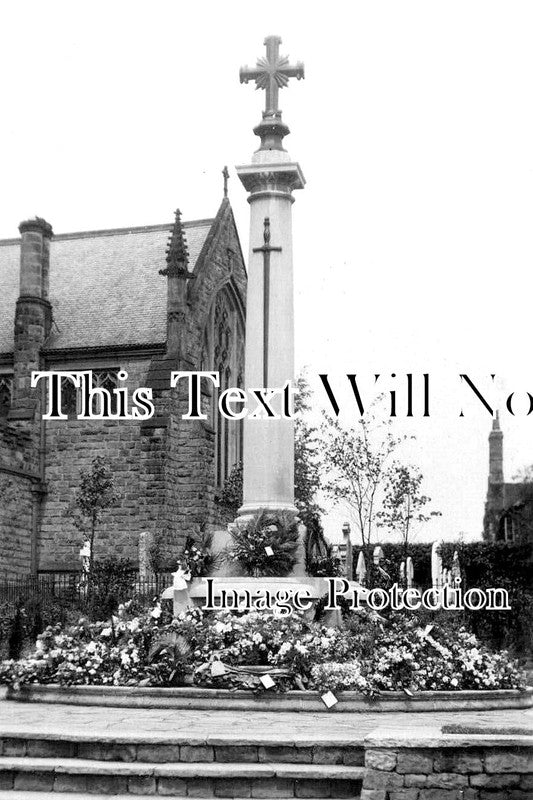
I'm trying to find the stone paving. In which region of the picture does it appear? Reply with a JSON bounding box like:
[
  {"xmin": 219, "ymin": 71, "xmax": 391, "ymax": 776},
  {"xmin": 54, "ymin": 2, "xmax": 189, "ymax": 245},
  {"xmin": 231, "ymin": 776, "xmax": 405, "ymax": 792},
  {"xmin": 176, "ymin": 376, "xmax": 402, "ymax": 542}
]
[{"xmin": 0, "ymin": 697, "xmax": 531, "ymax": 744}]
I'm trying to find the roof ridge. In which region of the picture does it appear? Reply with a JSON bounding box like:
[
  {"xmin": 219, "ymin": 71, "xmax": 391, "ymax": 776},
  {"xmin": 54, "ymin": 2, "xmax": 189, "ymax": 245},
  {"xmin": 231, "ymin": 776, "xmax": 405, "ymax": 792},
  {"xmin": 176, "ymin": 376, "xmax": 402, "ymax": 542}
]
[{"xmin": 0, "ymin": 218, "xmax": 215, "ymax": 245}]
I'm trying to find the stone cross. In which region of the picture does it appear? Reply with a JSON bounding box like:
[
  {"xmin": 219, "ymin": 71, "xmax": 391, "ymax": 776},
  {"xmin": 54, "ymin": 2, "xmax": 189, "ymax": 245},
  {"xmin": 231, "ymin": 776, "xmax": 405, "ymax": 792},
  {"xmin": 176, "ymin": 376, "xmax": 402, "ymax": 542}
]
[
  {"xmin": 252, "ymin": 217, "xmax": 281, "ymax": 387},
  {"xmin": 240, "ymin": 35, "xmax": 304, "ymax": 117}
]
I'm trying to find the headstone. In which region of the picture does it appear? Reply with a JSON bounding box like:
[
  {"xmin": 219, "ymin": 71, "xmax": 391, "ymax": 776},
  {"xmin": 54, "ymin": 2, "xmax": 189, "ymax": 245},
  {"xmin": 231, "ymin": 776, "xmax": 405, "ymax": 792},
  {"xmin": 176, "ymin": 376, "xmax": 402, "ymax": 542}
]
[{"xmin": 138, "ymin": 531, "xmax": 153, "ymax": 581}]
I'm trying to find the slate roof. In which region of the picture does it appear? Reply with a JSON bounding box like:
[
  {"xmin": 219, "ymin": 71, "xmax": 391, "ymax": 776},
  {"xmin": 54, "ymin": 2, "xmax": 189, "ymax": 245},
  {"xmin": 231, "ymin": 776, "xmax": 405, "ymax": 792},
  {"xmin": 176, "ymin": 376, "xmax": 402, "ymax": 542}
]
[{"xmin": 0, "ymin": 218, "xmax": 213, "ymax": 355}]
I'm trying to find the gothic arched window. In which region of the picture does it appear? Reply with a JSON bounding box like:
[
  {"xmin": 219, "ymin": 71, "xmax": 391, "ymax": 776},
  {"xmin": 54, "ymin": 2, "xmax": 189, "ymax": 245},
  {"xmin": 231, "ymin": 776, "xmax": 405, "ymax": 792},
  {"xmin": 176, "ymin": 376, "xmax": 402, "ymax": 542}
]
[{"xmin": 203, "ymin": 285, "xmax": 244, "ymax": 488}]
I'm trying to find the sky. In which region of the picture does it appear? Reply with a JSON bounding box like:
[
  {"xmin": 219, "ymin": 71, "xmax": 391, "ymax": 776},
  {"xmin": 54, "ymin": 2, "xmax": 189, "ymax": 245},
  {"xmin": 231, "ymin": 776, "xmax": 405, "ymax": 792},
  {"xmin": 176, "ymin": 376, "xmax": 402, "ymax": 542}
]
[{"xmin": 2, "ymin": 1, "xmax": 533, "ymax": 545}]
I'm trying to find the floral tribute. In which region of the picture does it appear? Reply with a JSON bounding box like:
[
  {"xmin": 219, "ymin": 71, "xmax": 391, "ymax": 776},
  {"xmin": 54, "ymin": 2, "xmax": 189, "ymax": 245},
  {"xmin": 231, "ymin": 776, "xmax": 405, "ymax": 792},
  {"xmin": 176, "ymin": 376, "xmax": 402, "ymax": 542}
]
[
  {"xmin": 228, "ymin": 510, "xmax": 299, "ymax": 577},
  {"xmin": 0, "ymin": 601, "xmax": 524, "ymax": 697}
]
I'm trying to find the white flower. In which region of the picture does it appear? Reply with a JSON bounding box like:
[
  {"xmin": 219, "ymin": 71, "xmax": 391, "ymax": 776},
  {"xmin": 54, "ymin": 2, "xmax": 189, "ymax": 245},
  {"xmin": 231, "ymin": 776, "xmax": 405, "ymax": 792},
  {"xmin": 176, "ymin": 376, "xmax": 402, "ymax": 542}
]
[{"xmin": 151, "ymin": 604, "xmax": 162, "ymax": 619}]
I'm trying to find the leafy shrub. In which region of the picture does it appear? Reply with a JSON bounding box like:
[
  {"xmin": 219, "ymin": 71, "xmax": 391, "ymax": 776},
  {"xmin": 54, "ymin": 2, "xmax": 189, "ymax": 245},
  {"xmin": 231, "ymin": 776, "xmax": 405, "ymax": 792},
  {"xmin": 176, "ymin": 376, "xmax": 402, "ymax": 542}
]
[
  {"xmin": 88, "ymin": 558, "xmax": 136, "ymax": 620},
  {"xmin": 369, "ymin": 541, "xmax": 533, "ymax": 657}
]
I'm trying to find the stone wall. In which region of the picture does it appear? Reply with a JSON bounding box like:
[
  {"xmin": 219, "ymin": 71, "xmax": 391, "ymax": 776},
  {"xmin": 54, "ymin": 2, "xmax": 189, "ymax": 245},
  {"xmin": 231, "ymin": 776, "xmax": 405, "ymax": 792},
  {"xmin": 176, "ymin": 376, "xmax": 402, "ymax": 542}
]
[
  {"xmin": 361, "ymin": 730, "xmax": 533, "ymax": 800},
  {"xmin": 38, "ymin": 355, "xmax": 163, "ymax": 570},
  {"xmin": 0, "ymin": 421, "xmax": 38, "ymax": 577}
]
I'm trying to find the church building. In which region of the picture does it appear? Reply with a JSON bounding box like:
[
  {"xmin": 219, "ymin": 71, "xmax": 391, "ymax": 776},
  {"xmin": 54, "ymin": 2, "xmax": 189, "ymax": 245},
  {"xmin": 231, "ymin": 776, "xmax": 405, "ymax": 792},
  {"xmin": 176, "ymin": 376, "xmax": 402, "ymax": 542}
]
[
  {"xmin": 483, "ymin": 413, "xmax": 533, "ymax": 544},
  {"xmin": 0, "ymin": 194, "xmax": 246, "ymax": 578}
]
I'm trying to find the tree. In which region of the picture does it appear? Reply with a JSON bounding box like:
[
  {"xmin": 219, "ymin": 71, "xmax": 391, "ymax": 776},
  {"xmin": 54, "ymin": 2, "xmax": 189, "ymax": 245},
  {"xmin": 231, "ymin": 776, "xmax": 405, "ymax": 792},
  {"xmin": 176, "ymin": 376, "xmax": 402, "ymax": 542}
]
[
  {"xmin": 320, "ymin": 409, "xmax": 405, "ymax": 566},
  {"xmin": 377, "ymin": 463, "xmax": 441, "ymax": 562},
  {"xmin": 219, "ymin": 372, "xmax": 323, "ymax": 529},
  {"xmin": 73, "ymin": 456, "xmax": 117, "ymax": 580},
  {"xmin": 293, "ymin": 373, "xmax": 324, "ymax": 547}
]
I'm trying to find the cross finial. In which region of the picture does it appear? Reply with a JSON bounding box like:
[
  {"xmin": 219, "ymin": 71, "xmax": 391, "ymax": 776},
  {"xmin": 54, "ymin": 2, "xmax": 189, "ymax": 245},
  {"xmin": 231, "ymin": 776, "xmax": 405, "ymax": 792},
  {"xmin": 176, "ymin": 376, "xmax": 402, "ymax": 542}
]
[
  {"xmin": 240, "ymin": 36, "xmax": 304, "ymax": 119},
  {"xmin": 222, "ymin": 165, "xmax": 229, "ymax": 198}
]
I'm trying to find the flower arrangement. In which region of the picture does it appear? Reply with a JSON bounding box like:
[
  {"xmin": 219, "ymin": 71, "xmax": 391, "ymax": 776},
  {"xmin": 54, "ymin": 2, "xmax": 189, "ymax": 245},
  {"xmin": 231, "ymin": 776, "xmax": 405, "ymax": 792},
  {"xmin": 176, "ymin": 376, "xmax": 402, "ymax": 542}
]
[
  {"xmin": 179, "ymin": 532, "xmax": 218, "ymax": 578},
  {"xmin": 228, "ymin": 510, "xmax": 300, "ymax": 577},
  {"xmin": 0, "ymin": 603, "xmax": 525, "ymax": 697}
]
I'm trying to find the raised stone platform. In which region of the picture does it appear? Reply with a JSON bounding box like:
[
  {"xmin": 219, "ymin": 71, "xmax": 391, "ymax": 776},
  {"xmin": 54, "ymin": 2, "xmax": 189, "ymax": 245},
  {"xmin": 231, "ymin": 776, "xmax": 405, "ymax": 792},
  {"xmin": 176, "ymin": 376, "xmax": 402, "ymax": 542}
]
[
  {"xmin": 7, "ymin": 684, "xmax": 533, "ymax": 713},
  {"xmin": 0, "ymin": 699, "xmax": 532, "ymax": 798}
]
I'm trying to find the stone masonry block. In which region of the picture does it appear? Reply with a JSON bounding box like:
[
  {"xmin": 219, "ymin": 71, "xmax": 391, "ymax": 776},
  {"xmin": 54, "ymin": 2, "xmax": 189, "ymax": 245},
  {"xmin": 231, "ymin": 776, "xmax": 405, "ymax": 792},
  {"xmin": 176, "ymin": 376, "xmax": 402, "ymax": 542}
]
[
  {"xmin": 329, "ymin": 778, "xmax": 361, "ymax": 798},
  {"xmin": 343, "ymin": 748, "xmax": 364, "ymax": 766},
  {"xmin": 14, "ymin": 771, "xmax": 54, "ymax": 792},
  {"xmin": 359, "ymin": 790, "xmax": 388, "ymax": 800},
  {"xmin": 137, "ymin": 743, "xmax": 181, "ymax": 762},
  {"xmin": 215, "ymin": 745, "xmax": 258, "ymax": 762},
  {"xmin": 259, "ymin": 746, "xmax": 312, "ymax": 763},
  {"xmin": 478, "ymin": 792, "xmax": 510, "ymax": 800},
  {"xmin": 214, "ymin": 777, "xmax": 252, "ymax": 797},
  {"xmin": 485, "ymin": 751, "xmax": 533, "ymax": 773},
  {"xmin": 251, "ymin": 777, "xmax": 294, "ymax": 797},
  {"xmin": 0, "ymin": 772, "xmax": 14, "ymax": 790},
  {"xmin": 387, "ymin": 791, "xmax": 419, "ymax": 800},
  {"xmin": 180, "ymin": 744, "xmax": 215, "ymax": 762},
  {"xmin": 313, "ymin": 746, "xmax": 345, "ymax": 764},
  {"xmin": 363, "ymin": 769, "xmax": 404, "ymax": 790},
  {"xmin": 27, "ymin": 738, "xmax": 76, "ymax": 758},
  {"xmin": 471, "ymin": 773, "xmax": 521, "ymax": 788},
  {"xmin": 1, "ymin": 738, "xmax": 27, "ymax": 756},
  {"xmin": 77, "ymin": 741, "xmax": 136, "ymax": 761},
  {"xmin": 365, "ymin": 749, "xmax": 397, "ymax": 771},
  {"xmin": 157, "ymin": 776, "xmax": 188, "ymax": 796},
  {"xmin": 425, "ymin": 772, "xmax": 468, "ymax": 789},
  {"xmin": 128, "ymin": 775, "xmax": 157, "ymax": 794},
  {"xmin": 396, "ymin": 751, "xmax": 433, "ymax": 774},
  {"xmin": 418, "ymin": 791, "xmax": 458, "ymax": 800},
  {"xmin": 404, "ymin": 774, "xmax": 427, "ymax": 787},
  {"xmin": 186, "ymin": 777, "xmax": 215, "ymax": 797},
  {"xmin": 521, "ymin": 774, "xmax": 533, "ymax": 790},
  {"xmin": 295, "ymin": 778, "xmax": 331, "ymax": 797},
  {"xmin": 509, "ymin": 792, "xmax": 533, "ymax": 800},
  {"xmin": 433, "ymin": 751, "xmax": 483, "ymax": 774},
  {"xmin": 53, "ymin": 774, "xmax": 88, "ymax": 793},
  {"xmin": 85, "ymin": 774, "xmax": 128, "ymax": 794}
]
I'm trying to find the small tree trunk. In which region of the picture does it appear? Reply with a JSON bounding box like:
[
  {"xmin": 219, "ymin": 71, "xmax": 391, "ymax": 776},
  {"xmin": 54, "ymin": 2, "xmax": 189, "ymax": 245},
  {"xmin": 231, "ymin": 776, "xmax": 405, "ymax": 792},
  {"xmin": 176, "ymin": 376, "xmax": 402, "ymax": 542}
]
[{"xmin": 88, "ymin": 515, "xmax": 97, "ymax": 602}]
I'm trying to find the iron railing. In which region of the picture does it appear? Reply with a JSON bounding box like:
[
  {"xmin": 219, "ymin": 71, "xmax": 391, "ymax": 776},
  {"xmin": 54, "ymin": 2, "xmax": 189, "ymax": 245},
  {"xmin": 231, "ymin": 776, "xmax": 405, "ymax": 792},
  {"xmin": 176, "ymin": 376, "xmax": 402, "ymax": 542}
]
[{"xmin": 0, "ymin": 571, "xmax": 173, "ymax": 610}]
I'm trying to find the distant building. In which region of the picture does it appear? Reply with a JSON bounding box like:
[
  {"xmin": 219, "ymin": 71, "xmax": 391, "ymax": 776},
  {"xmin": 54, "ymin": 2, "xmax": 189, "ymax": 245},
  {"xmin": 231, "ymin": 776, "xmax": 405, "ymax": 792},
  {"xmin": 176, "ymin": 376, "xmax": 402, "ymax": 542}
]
[{"xmin": 483, "ymin": 413, "xmax": 533, "ymax": 544}]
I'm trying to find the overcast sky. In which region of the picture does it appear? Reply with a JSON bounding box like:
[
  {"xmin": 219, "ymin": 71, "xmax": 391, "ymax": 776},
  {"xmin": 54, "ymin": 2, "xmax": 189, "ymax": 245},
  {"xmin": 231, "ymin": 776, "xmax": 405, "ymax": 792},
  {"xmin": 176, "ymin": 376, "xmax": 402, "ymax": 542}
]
[{"xmin": 2, "ymin": 1, "xmax": 533, "ymax": 545}]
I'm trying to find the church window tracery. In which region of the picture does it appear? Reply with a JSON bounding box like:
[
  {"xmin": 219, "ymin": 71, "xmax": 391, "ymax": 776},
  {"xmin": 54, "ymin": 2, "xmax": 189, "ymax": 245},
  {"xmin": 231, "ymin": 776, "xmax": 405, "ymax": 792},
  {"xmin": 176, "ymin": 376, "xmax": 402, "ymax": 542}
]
[
  {"xmin": 59, "ymin": 369, "xmax": 120, "ymax": 418},
  {"xmin": 203, "ymin": 286, "xmax": 244, "ymax": 488}
]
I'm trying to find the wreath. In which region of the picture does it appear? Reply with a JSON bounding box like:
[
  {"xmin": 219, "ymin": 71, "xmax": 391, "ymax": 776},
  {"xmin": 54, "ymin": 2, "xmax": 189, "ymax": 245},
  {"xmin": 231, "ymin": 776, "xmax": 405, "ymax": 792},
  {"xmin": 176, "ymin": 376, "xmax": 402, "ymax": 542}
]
[{"xmin": 228, "ymin": 510, "xmax": 300, "ymax": 577}]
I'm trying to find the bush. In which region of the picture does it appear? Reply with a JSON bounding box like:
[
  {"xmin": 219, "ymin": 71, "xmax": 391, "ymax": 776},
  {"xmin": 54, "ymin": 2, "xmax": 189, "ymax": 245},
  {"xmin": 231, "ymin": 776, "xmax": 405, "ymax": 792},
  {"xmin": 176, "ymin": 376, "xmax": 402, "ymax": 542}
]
[{"xmin": 364, "ymin": 541, "xmax": 533, "ymax": 657}]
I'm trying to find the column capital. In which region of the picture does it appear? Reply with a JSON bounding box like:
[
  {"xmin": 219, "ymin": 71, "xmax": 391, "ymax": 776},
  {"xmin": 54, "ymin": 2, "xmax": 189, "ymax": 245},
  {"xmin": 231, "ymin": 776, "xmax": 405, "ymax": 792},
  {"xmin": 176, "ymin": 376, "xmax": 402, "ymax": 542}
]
[{"xmin": 236, "ymin": 162, "xmax": 305, "ymax": 199}]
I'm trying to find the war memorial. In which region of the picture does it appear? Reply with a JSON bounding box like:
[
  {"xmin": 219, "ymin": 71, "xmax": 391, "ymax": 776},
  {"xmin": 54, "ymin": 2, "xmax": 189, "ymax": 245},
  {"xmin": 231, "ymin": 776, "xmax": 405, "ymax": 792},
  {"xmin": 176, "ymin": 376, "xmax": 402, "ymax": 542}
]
[{"xmin": 0, "ymin": 31, "xmax": 532, "ymax": 800}]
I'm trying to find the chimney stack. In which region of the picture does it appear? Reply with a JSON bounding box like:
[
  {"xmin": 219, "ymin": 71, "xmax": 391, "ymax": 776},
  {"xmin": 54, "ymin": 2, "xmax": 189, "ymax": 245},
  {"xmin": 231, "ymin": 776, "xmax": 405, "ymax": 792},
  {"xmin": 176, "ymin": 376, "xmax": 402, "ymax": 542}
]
[
  {"xmin": 488, "ymin": 411, "xmax": 504, "ymax": 485},
  {"xmin": 10, "ymin": 217, "xmax": 54, "ymax": 420}
]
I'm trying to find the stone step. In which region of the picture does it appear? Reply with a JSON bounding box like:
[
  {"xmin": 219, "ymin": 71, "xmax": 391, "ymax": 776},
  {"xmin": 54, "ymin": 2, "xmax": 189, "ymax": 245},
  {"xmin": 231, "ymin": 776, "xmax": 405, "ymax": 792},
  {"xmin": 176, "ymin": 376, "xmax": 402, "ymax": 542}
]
[
  {"xmin": 0, "ymin": 756, "xmax": 364, "ymax": 797},
  {"xmin": 0, "ymin": 795, "xmax": 256, "ymax": 800},
  {"xmin": 0, "ymin": 736, "xmax": 364, "ymax": 766}
]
